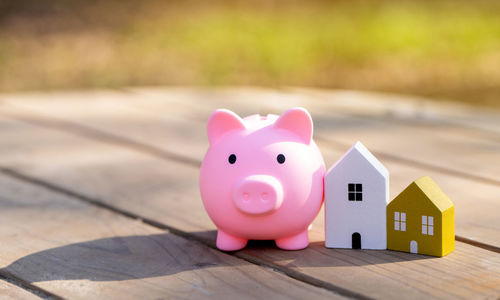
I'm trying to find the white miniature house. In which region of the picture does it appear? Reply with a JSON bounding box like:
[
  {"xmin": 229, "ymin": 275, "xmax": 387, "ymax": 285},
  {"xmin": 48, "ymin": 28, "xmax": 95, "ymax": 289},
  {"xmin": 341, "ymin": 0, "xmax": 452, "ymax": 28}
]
[{"xmin": 325, "ymin": 141, "xmax": 389, "ymax": 250}]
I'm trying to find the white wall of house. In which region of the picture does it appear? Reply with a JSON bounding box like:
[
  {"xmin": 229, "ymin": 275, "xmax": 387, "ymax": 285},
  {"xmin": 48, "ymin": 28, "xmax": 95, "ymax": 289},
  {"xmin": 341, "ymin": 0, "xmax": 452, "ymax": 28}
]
[{"xmin": 325, "ymin": 141, "xmax": 389, "ymax": 250}]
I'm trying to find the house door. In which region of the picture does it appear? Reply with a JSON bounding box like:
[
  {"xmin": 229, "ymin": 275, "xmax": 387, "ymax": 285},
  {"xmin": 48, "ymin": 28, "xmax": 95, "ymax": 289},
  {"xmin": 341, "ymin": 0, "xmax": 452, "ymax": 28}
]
[
  {"xmin": 352, "ymin": 232, "xmax": 361, "ymax": 249},
  {"xmin": 410, "ymin": 240, "xmax": 418, "ymax": 254}
]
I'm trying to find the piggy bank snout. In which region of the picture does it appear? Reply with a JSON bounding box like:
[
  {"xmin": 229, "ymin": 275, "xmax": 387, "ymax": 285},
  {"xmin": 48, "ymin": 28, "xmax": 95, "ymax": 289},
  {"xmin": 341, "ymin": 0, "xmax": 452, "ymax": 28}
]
[{"xmin": 232, "ymin": 175, "xmax": 283, "ymax": 215}]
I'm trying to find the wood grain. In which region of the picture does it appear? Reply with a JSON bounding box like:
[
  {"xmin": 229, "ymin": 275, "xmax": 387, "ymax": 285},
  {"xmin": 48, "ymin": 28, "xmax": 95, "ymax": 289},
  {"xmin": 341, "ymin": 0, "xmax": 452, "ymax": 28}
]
[
  {"xmin": 0, "ymin": 174, "xmax": 340, "ymax": 299},
  {"xmin": 0, "ymin": 109, "xmax": 499, "ymax": 299}
]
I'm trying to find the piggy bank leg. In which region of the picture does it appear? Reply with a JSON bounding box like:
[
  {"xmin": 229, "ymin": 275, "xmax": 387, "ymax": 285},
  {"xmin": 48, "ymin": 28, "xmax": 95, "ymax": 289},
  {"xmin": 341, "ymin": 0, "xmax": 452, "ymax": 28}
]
[
  {"xmin": 275, "ymin": 229, "xmax": 309, "ymax": 250},
  {"xmin": 216, "ymin": 230, "xmax": 248, "ymax": 251}
]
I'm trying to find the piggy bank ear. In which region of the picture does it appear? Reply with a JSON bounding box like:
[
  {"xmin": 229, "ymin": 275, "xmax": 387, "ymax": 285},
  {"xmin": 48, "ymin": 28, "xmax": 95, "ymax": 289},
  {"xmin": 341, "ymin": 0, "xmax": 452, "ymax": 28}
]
[
  {"xmin": 274, "ymin": 107, "xmax": 313, "ymax": 144},
  {"xmin": 207, "ymin": 109, "xmax": 246, "ymax": 145}
]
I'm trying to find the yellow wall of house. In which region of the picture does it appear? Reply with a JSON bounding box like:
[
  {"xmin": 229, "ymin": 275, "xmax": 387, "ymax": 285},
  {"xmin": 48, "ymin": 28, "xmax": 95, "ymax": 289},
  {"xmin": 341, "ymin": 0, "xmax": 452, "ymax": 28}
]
[
  {"xmin": 387, "ymin": 182, "xmax": 448, "ymax": 257},
  {"xmin": 441, "ymin": 206, "xmax": 455, "ymax": 256}
]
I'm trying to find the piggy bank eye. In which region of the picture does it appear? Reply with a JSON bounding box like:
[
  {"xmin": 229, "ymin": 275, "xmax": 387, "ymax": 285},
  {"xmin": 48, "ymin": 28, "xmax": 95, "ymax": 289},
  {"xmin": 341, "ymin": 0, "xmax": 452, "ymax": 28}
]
[
  {"xmin": 228, "ymin": 154, "xmax": 237, "ymax": 164},
  {"xmin": 277, "ymin": 154, "xmax": 285, "ymax": 164}
]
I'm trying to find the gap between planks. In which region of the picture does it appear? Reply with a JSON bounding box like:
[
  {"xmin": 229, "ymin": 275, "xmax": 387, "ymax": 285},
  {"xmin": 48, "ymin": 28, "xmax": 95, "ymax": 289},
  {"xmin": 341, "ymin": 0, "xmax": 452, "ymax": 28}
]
[
  {"xmin": 1, "ymin": 111, "xmax": 499, "ymax": 254},
  {"xmin": 0, "ymin": 269, "xmax": 63, "ymax": 300},
  {"xmin": 0, "ymin": 167, "xmax": 372, "ymax": 300}
]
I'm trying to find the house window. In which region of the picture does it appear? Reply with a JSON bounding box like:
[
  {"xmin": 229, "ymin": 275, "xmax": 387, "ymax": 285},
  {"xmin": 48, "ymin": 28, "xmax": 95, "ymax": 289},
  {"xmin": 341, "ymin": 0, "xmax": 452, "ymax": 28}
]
[
  {"xmin": 348, "ymin": 183, "xmax": 362, "ymax": 201},
  {"xmin": 422, "ymin": 216, "xmax": 434, "ymax": 235},
  {"xmin": 394, "ymin": 212, "xmax": 406, "ymax": 231}
]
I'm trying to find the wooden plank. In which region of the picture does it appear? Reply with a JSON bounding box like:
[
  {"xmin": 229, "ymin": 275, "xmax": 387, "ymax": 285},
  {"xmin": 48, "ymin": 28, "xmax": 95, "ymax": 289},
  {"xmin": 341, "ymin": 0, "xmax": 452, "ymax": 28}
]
[
  {"xmin": 0, "ymin": 174, "xmax": 340, "ymax": 299},
  {"xmin": 245, "ymin": 237, "xmax": 500, "ymax": 300},
  {"xmin": 7, "ymin": 86, "xmax": 499, "ymax": 188},
  {"xmin": 143, "ymin": 87, "xmax": 500, "ymax": 182},
  {"xmin": 288, "ymin": 87, "xmax": 500, "ymax": 136},
  {"xmin": 0, "ymin": 280, "xmax": 42, "ymax": 300},
  {"xmin": 0, "ymin": 113, "xmax": 499, "ymax": 298},
  {"xmin": 124, "ymin": 87, "xmax": 500, "ymax": 183},
  {"xmin": 1, "ymin": 92, "xmax": 499, "ymax": 247}
]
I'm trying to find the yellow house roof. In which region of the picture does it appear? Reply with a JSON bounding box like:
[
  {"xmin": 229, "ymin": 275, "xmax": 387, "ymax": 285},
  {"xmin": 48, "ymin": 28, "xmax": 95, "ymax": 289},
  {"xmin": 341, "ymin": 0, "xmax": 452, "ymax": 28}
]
[{"xmin": 412, "ymin": 176, "xmax": 454, "ymax": 212}]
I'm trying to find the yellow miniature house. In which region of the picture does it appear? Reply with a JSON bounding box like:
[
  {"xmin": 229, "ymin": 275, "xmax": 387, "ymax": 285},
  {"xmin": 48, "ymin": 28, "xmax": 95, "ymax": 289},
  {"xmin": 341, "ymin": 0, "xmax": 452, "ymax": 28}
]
[{"xmin": 387, "ymin": 176, "xmax": 454, "ymax": 257}]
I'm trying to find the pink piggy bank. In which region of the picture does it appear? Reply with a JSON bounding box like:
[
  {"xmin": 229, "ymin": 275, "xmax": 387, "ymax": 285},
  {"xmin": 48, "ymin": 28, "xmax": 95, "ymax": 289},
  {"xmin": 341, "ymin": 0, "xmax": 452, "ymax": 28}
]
[{"xmin": 199, "ymin": 107, "xmax": 325, "ymax": 251}]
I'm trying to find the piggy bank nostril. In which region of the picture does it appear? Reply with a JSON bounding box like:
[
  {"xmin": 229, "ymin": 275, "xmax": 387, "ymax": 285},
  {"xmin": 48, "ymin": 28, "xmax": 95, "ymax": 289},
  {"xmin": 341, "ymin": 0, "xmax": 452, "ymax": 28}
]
[
  {"xmin": 242, "ymin": 192, "xmax": 250, "ymax": 202},
  {"xmin": 261, "ymin": 192, "xmax": 269, "ymax": 201}
]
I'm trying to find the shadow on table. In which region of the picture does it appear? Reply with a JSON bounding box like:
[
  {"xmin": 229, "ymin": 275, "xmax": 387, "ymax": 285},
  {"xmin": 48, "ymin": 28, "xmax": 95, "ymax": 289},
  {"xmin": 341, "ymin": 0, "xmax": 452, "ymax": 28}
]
[
  {"xmin": 242, "ymin": 240, "xmax": 436, "ymax": 269},
  {"xmin": 2, "ymin": 231, "xmax": 435, "ymax": 283},
  {"xmin": 2, "ymin": 233, "xmax": 221, "ymax": 283}
]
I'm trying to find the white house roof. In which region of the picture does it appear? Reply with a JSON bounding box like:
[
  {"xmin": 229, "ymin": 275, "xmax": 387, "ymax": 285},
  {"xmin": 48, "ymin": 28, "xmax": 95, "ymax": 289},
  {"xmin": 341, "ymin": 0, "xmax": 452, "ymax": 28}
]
[{"xmin": 327, "ymin": 141, "xmax": 389, "ymax": 178}]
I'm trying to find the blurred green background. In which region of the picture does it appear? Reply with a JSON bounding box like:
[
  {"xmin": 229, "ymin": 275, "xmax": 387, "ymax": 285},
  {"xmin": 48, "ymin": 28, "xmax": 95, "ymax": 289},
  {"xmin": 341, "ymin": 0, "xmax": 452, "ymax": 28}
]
[{"xmin": 0, "ymin": 0, "xmax": 499, "ymax": 107}]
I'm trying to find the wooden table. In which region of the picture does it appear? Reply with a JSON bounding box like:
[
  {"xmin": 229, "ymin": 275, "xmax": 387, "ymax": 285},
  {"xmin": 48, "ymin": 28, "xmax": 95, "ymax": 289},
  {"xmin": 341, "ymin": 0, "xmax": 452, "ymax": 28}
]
[{"xmin": 0, "ymin": 87, "xmax": 499, "ymax": 299}]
